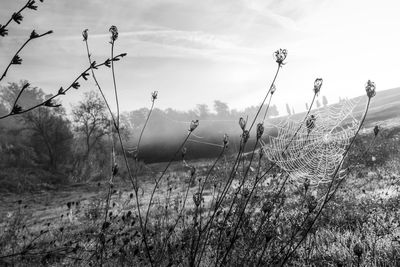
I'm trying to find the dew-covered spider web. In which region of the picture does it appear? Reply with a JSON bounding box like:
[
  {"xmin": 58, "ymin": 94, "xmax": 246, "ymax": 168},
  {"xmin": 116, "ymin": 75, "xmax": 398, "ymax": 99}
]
[{"xmin": 262, "ymin": 98, "xmax": 360, "ymax": 185}]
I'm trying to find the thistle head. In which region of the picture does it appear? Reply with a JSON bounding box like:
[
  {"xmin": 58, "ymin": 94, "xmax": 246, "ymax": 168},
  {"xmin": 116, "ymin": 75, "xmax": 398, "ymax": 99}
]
[
  {"xmin": 313, "ymin": 78, "xmax": 323, "ymax": 95},
  {"xmin": 256, "ymin": 123, "xmax": 264, "ymax": 140},
  {"xmin": 365, "ymin": 80, "xmax": 376, "ymax": 98},
  {"xmin": 270, "ymin": 84, "xmax": 276, "ymax": 95},
  {"xmin": 273, "ymin": 48, "xmax": 287, "ymax": 65},
  {"xmin": 109, "ymin": 25, "xmax": 118, "ymax": 42},
  {"xmin": 241, "ymin": 130, "xmax": 250, "ymax": 144},
  {"xmin": 151, "ymin": 91, "xmax": 158, "ymax": 102},
  {"xmin": 193, "ymin": 192, "xmax": 203, "ymax": 207},
  {"xmin": 189, "ymin": 120, "xmax": 199, "ymax": 132},
  {"xmin": 239, "ymin": 117, "xmax": 246, "ymax": 131},
  {"xmin": 82, "ymin": 29, "xmax": 88, "ymax": 41}
]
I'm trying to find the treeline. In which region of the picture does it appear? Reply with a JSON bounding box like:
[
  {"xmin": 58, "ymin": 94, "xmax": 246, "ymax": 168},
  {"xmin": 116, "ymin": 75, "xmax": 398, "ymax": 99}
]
[{"xmin": 0, "ymin": 81, "xmax": 281, "ymax": 185}]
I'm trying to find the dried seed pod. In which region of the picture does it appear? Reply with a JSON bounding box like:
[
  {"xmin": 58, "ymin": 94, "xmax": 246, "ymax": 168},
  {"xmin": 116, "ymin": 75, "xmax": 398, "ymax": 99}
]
[
  {"xmin": 365, "ymin": 80, "xmax": 376, "ymax": 98},
  {"xmin": 274, "ymin": 48, "xmax": 287, "ymax": 65},
  {"xmin": 313, "ymin": 78, "xmax": 323, "ymax": 95}
]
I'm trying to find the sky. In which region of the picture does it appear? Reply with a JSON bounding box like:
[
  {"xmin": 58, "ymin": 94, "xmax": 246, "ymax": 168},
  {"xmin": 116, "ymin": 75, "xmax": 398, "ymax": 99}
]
[{"xmin": 1, "ymin": 0, "xmax": 400, "ymax": 115}]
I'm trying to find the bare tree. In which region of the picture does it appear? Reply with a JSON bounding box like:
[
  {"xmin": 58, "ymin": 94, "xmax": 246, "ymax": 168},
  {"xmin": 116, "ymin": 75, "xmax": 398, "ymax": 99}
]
[
  {"xmin": 214, "ymin": 100, "xmax": 230, "ymax": 118},
  {"xmin": 72, "ymin": 90, "xmax": 109, "ymax": 163},
  {"xmin": 23, "ymin": 106, "xmax": 73, "ymax": 171}
]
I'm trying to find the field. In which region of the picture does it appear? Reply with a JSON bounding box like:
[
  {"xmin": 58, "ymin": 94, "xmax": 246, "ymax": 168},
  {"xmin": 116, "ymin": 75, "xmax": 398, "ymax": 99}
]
[{"xmin": 1, "ymin": 102, "xmax": 400, "ymax": 266}]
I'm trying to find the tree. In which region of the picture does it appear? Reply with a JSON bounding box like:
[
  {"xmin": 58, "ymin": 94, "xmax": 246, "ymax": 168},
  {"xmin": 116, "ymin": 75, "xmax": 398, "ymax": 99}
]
[
  {"xmin": 72, "ymin": 91, "xmax": 109, "ymax": 163},
  {"xmin": 214, "ymin": 100, "xmax": 230, "ymax": 118},
  {"xmin": 22, "ymin": 106, "xmax": 73, "ymax": 171},
  {"xmin": 0, "ymin": 81, "xmax": 51, "ymax": 129},
  {"xmin": 286, "ymin": 103, "xmax": 291, "ymax": 116},
  {"xmin": 196, "ymin": 104, "xmax": 210, "ymax": 119},
  {"xmin": 322, "ymin": 96, "xmax": 328, "ymax": 107},
  {"xmin": 121, "ymin": 108, "xmax": 149, "ymax": 134}
]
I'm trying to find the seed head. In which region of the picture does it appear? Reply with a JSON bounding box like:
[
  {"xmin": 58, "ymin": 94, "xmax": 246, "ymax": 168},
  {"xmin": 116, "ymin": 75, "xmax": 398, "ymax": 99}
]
[
  {"xmin": 12, "ymin": 12, "xmax": 23, "ymax": 24},
  {"xmin": 44, "ymin": 99, "xmax": 61, "ymax": 108},
  {"xmin": 151, "ymin": 91, "xmax": 158, "ymax": 102},
  {"xmin": 11, "ymin": 105, "xmax": 23, "ymax": 114},
  {"xmin": 71, "ymin": 82, "xmax": 80, "ymax": 89},
  {"xmin": 189, "ymin": 120, "xmax": 199, "ymax": 132},
  {"xmin": 0, "ymin": 25, "xmax": 8, "ymax": 37},
  {"xmin": 256, "ymin": 123, "xmax": 264, "ymax": 139},
  {"xmin": 58, "ymin": 87, "xmax": 65, "ymax": 95},
  {"xmin": 274, "ymin": 48, "xmax": 287, "ymax": 65},
  {"xmin": 30, "ymin": 30, "xmax": 39, "ymax": 39},
  {"xmin": 82, "ymin": 29, "xmax": 88, "ymax": 41},
  {"xmin": 27, "ymin": 1, "xmax": 38, "ymax": 10},
  {"xmin": 239, "ymin": 117, "xmax": 246, "ymax": 131},
  {"xmin": 241, "ymin": 130, "xmax": 250, "ymax": 144},
  {"xmin": 270, "ymin": 84, "xmax": 276, "ymax": 95},
  {"xmin": 365, "ymin": 80, "xmax": 376, "ymax": 98},
  {"xmin": 313, "ymin": 78, "xmax": 323, "ymax": 95},
  {"xmin": 12, "ymin": 55, "xmax": 22, "ymax": 65},
  {"xmin": 109, "ymin": 25, "xmax": 118, "ymax": 42},
  {"xmin": 193, "ymin": 192, "xmax": 203, "ymax": 207}
]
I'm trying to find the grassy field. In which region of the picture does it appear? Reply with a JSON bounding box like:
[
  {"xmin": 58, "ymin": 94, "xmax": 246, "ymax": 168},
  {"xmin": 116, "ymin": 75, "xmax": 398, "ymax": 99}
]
[
  {"xmin": 1, "ymin": 118, "xmax": 400, "ymax": 266},
  {"xmin": 1, "ymin": 87, "xmax": 400, "ymax": 266}
]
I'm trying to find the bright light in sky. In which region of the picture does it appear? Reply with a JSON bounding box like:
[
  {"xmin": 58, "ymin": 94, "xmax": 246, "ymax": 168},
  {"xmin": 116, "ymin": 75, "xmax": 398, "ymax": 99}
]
[{"xmin": 1, "ymin": 0, "xmax": 399, "ymax": 114}]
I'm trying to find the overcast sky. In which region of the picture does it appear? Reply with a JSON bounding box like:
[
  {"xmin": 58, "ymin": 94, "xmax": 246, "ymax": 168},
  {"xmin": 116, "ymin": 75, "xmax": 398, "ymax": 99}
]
[{"xmin": 1, "ymin": 0, "xmax": 399, "ymax": 114}]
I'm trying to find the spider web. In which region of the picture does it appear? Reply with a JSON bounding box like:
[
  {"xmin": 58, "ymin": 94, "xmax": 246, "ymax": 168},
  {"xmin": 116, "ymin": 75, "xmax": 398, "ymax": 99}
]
[{"xmin": 262, "ymin": 98, "xmax": 360, "ymax": 185}]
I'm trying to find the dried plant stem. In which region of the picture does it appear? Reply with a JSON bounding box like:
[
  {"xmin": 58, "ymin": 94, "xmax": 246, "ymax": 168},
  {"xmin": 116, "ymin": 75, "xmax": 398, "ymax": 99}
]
[
  {"xmin": 248, "ymin": 64, "xmax": 281, "ymax": 132},
  {"xmin": 83, "ymin": 40, "xmax": 116, "ymax": 123},
  {"xmin": 194, "ymin": 147, "xmax": 244, "ymax": 266},
  {"xmin": 0, "ymin": 31, "xmax": 52, "ymax": 81},
  {"xmin": 184, "ymin": 145, "xmax": 227, "ymax": 264},
  {"xmin": 215, "ymin": 92, "xmax": 318, "ymax": 265},
  {"xmin": 0, "ymin": 56, "xmax": 123, "ymax": 120},
  {"xmin": 144, "ymin": 132, "xmax": 192, "ymax": 229},
  {"xmin": 83, "ymin": 39, "xmax": 154, "ymax": 265},
  {"xmin": 133, "ymin": 100, "xmax": 155, "ymax": 188},
  {"xmin": 0, "ymin": 0, "xmax": 34, "ymax": 33},
  {"xmin": 110, "ymin": 40, "xmax": 120, "ymax": 127},
  {"xmin": 279, "ymin": 97, "xmax": 372, "ymax": 266}
]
